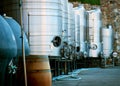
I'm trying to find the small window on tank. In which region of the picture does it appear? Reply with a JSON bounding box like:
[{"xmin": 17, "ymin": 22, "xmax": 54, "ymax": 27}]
[{"xmin": 92, "ymin": 44, "xmax": 97, "ymax": 50}]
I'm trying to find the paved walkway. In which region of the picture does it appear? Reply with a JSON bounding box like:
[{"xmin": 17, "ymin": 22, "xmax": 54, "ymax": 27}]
[{"xmin": 52, "ymin": 66, "xmax": 120, "ymax": 86}]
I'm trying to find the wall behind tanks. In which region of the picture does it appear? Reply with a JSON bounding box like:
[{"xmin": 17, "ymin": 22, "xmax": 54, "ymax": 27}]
[
  {"xmin": 72, "ymin": 1, "xmax": 100, "ymax": 10},
  {"xmin": 72, "ymin": 0, "xmax": 120, "ymax": 54},
  {"xmin": 101, "ymin": 0, "xmax": 120, "ymax": 54}
]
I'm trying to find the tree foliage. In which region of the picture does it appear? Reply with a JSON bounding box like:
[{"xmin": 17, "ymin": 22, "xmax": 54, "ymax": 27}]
[{"xmin": 69, "ymin": 0, "xmax": 100, "ymax": 5}]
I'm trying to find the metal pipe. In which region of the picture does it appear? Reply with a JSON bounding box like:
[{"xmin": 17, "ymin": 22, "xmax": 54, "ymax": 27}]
[
  {"xmin": 28, "ymin": 13, "xmax": 30, "ymax": 46},
  {"xmin": 19, "ymin": 0, "xmax": 27, "ymax": 86}
]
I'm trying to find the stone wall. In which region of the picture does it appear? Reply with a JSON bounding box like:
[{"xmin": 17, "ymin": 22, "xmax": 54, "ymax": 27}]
[
  {"xmin": 72, "ymin": 1, "xmax": 99, "ymax": 10},
  {"xmin": 101, "ymin": 0, "xmax": 120, "ymax": 30},
  {"xmin": 101, "ymin": 0, "xmax": 120, "ymax": 54},
  {"xmin": 72, "ymin": 1, "xmax": 120, "ymax": 54}
]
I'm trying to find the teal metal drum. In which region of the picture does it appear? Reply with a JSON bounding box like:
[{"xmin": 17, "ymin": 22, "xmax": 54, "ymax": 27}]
[{"xmin": 0, "ymin": 15, "xmax": 17, "ymax": 86}]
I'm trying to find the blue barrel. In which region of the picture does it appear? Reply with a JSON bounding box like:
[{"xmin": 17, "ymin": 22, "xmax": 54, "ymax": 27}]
[
  {"xmin": 4, "ymin": 17, "xmax": 30, "ymax": 56},
  {"xmin": 0, "ymin": 15, "xmax": 17, "ymax": 86},
  {"xmin": 4, "ymin": 16, "xmax": 30, "ymax": 86}
]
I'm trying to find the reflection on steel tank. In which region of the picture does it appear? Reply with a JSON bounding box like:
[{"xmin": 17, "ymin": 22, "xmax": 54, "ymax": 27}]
[
  {"xmin": 59, "ymin": 0, "xmax": 69, "ymax": 59},
  {"xmin": 22, "ymin": 0, "xmax": 62, "ymax": 56},
  {"xmin": 0, "ymin": 15, "xmax": 17, "ymax": 86},
  {"xmin": 68, "ymin": 2, "xmax": 76, "ymax": 59},
  {"xmin": 87, "ymin": 8, "xmax": 102, "ymax": 58},
  {"xmin": 61, "ymin": 0, "xmax": 68, "ymax": 43},
  {"xmin": 74, "ymin": 7, "xmax": 80, "ymax": 50},
  {"xmin": 77, "ymin": 5, "xmax": 88, "ymax": 57},
  {"xmin": 68, "ymin": 2, "xmax": 75, "ymax": 46},
  {"xmin": 73, "ymin": 7, "xmax": 80, "ymax": 59}
]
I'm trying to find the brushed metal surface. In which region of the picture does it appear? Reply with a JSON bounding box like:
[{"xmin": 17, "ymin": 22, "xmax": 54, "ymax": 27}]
[
  {"xmin": 68, "ymin": 2, "xmax": 75, "ymax": 46},
  {"xmin": 87, "ymin": 8, "xmax": 102, "ymax": 57},
  {"xmin": 61, "ymin": 0, "xmax": 68, "ymax": 42},
  {"xmin": 73, "ymin": 7, "xmax": 80, "ymax": 48},
  {"xmin": 23, "ymin": 0, "xmax": 62, "ymax": 56},
  {"xmin": 102, "ymin": 25, "xmax": 113, "ymax": 58},
  {"xmin": 78, "ymin": 5, "xmax": 87, "ymax": 54}
]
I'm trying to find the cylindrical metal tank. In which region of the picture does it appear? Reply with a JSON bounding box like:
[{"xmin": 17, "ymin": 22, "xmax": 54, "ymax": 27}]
[
  {"xmin": 68, "ymin": 3, "xmax": 75, "ymax": 46},
  {"xmin": 87, "ymin": 8, "xmax": 102, "ymax": 57},
  {"xmin": 68, "ymin": 3, "xmax": 76, "ymax": 59},
  {"xmin": 22, "ymin": 0, "xmax": 62, "ymax": 56},
  {"xmin": 61, "ymin": 0, "xmax": 68, "ymax": 43},
  {"xmin": 73, "ymin": 7, "xmax": 80, "ymax": 59},
  {"xmin": 78, "ymin": 5, "xmax": 87, "ymax": 56},
  {"xmin": 59, "ymin": 0, "xmax": 69, "ymax": 59},
  {"xmin": 102, "ymin": 25, "xmax": 113, "ymax": 58},
  {"xmin": 4, "ymin": 16, "xmax": 30, "ymax": 56},
  {"xmin": 0, "ymin": 15, "xmax": 17, "ymax": 86},
  {"xmin": 73, "ymin": 7, "xmax": 80, "ymax": 52}
]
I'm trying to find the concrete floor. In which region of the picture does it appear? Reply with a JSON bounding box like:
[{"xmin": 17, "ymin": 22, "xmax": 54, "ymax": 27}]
[{"xmin": 52, "ymin": 66, "xmax": 120, "ymax": 86}]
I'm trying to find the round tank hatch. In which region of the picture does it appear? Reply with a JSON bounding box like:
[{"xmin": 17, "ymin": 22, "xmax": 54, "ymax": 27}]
[
  {"xmin": 90, "ymin": 44, "xmax": 97, "ymax": 50},
  {"xmin": 112, "ymin": 52, "xmax": 118, "ymax": 58},
  {"xmin": 52, "ymin": 36, "xmax": 61, "ymax": 47}
]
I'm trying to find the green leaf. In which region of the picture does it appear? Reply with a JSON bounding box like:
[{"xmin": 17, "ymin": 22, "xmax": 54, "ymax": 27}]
[{"xmin": 69, "ymin": 0, "xmax": 100, "ymax": 5}]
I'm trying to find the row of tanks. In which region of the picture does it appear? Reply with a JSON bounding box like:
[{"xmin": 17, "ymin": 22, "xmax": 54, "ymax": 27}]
[
  {"xmin": 0, "ymin": 0, "xmax": 117, "ymax": 86},
  {"xmin": 60, "ymin": 3, "xmax": 114, "ymax": 59},
  {"xmin": 2, "ymin": 0, "xmax": 115, "ymax": 59}
]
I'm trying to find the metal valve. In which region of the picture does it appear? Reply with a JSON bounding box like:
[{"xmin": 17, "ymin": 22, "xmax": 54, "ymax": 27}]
[{"xmin": 8, "ymin": 59, "xmax": 17, "ymax": 74}]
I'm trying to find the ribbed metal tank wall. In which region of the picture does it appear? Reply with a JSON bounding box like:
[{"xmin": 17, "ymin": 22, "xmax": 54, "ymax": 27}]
[
  {"xmin": 4, "ymin": 16, "xmax": 30, "ymax": 56},
  {"xmin": 59, "ymin": 0, "xmax": 70, "ymax": 59},
  {"xmin": 73, "ymin": 7, "xmax": 80, "ymax": 51},
  {"xmin": 67, "ymin": 3, "xmax": 76, "ymax": 60},
  {"xmin": 102, "ymin": 25, "xmax": 113, "ymax": 58},
  {"xmin": 61, "ymin": 0, "xmax": 68, "ymax": 43},
  {"xmin": 87, "ymin": 8, "xmax": 102, "ymax": 57},
  {"xmin": 0, "ymin": 15, "xmax": 17, "ymax": 86},
  {"xmin": 22, "ymin": 0, "xmax": 62, "ymax": 56},
  {"xmin": 68, "ymin": 3, "xmax": 75, "ymax": 46},
  {"xmin": 78, "ymin": 5, "xmax": 87, "ymax": 56}
]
